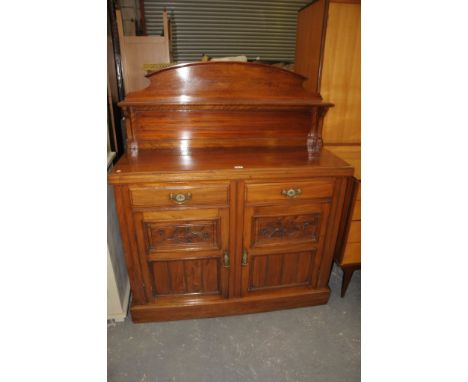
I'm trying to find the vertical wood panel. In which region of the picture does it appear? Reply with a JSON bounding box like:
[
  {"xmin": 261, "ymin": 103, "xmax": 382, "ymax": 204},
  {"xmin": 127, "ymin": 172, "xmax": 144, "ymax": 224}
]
[
  {"xmin": 184, "ymin": 260, "xmax": 202, "ymax": 293},
  {"xmin": 352, "ymin": 200, "xmax": 361, "ymax": 220},
  {"xmin": 317, "ymin": 177, "xmax": 347, "ymax": 287},
  {"xmin": 219, "ymin": 205, "xmax": 232, "ymax": 299},
  {"xmin": 295, "ymin": 0, "xmax": 329, "ymax": 93},
  {"xmin": 202, "ymin": 258, "xmax": 218, "ymax": 292},
  {"xmin": 347, "ymin": 221, "xmax": 361, "ymax": 243},
  {"xmin": 251, "ymin": 256, "xmax": 268, "ymax": 289},
  {"xmin": 324, "ymin": 147, "xmax": 361, "ymax": 268},
  {"xmin": 265, "ymin": 254, "xmax": 283, "ymax": 287},
  {"xmin": 168, "ymin": 261, "xmax": 186, "ymax": 293},
  {"xmin": 229, "ymin": 180, "xmax": 239, "ymax": 298},
  {"xmin": 342, "ymin": 242, "xmax": 361, "ymax": 265},
  {"xmin": 133, "ymin": 211, "xmax": 158, "ymax": 298},
  {"xmin": 239, "ymin": 182, "xmax": 250, "ymax": 297},
  {"xmin": 281, "ymin": 253, "xmax": 299, "ymax": 285},
  {"xmin": 296, "ymin": 252, "xmax": 313, "ymax": 284},
  {"xmin": 153, "ymin": 262, "xmax": 171, "ymax": 295},
  {"xmin": 321, "ymin": 3, "xmax": 361, "ymax": 144},
  {"xmin": 114, "ymin": 186, "xmax": 149, "ymax": 304}
]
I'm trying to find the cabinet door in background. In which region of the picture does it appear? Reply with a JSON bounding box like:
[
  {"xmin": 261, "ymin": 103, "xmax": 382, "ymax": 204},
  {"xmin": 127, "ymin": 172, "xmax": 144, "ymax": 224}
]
[{"xmin": 321, "ymin": 1, "xmax": 361, "ymax": 144}]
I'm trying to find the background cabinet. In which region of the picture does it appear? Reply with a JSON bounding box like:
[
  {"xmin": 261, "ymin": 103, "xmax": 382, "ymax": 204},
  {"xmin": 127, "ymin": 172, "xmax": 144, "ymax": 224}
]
[
  {"xmin": 295, "ymin": 0, "xmax": 361, "ymax": 295},
  {"xmin": 327, "ymin": 145, "xmax": 361, "ymax": 295}
]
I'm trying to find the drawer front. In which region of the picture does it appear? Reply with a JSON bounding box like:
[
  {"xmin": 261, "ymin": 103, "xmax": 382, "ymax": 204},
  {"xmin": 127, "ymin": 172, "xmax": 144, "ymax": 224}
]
[
  {"xmin": 129, "ymin": 183, "xmax": 229, "ymax": 208},
  {"xmin": 245, "ymin": 179, "xmax": 335, "ymax": 204}
]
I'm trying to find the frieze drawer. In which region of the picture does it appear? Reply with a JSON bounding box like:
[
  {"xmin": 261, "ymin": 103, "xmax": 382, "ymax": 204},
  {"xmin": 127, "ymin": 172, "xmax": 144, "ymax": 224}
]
[
  {"xmin": 245, "ymin": 179, "xmax": 335, "ymax": 204},
  {"xmin": 129, "ymin": 183, "xmax": 230, "ymax": 208}
]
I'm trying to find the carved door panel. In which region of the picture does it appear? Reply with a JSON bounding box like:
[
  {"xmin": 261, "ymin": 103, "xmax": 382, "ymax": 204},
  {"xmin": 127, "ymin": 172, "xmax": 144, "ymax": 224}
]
[
  {"xmin": 134, "ymin": 208, "xmax": 230, "ymax": 301},
  {"xmin": 241, "ymin": 202, "xmax": 331, "ymax": 296}
]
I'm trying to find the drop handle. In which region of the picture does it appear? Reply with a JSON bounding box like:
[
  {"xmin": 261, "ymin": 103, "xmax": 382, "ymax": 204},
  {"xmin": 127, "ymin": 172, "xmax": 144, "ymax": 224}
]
[
  {"xmin": 223, "ymin": 251, "xmax": 230, "ymax": 268},
  {"xmin": 241, "ymin": 249, "xmax": 248, "ymax": 266}
]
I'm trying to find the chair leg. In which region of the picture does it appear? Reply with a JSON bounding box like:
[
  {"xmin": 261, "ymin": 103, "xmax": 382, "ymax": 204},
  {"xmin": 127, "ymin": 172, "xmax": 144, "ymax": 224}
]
[{"xmin": 341, "ymin": 267, "xmax": 355, "ymax": 297}]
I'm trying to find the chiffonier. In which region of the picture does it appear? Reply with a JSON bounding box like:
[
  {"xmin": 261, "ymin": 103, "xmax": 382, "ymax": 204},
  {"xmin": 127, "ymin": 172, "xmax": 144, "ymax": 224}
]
[{"xmin": 108, "ymin": 62, "xmax": 354, "ymax": 322}]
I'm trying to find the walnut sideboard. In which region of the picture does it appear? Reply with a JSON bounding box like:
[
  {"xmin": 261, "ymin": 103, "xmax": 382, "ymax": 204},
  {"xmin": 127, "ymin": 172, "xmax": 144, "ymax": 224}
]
[{"xmin": 108, "ymin": 62, "xmax": 354, "ymax": 322}]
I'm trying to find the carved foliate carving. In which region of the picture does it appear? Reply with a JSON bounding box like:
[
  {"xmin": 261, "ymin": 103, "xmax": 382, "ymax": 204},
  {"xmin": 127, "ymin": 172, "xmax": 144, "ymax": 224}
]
[
  {"xmin": 145, "ymin": 220, "xmax": 219, "ymax": 251},
  {"xmin": 253, "ymin": 213, "xmax": 321, "ymax": 246},
  {"xmin": 158, "ymin": 225, "xmax": 211, "ymax": 244}
]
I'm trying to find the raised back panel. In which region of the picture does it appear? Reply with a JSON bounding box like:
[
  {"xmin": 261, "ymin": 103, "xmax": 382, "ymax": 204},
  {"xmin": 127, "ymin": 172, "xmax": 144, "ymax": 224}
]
[
  {"xmin": 122, "ymin": 61, "xmax": 318, "ymax": 104},
  {"xmin": 132, "ymin": 109, "xmax": 313, "ymax": 149},
  {"xmin": 119, "ymin": 62, "xmax": 333, "ymax": 152}
]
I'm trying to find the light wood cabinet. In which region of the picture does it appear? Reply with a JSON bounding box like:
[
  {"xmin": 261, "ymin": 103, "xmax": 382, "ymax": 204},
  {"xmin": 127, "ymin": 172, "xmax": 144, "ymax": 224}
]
[
  {"xmin": 295, "ymin": 0, "xmax": 361, "ymax": 296},
  {"xmin": 321, "ymin": 2, "xmax": 361, "ymax": 144},
  {"xmin": 108, "ymin": 62, "xmax": 354, "ymax": 322}
]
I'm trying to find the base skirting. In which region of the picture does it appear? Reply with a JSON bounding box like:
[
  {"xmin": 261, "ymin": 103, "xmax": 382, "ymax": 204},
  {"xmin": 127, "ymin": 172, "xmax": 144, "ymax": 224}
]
[{"xmin": 130, "ymin": 287, "xmax": 330, "ymax": 323}]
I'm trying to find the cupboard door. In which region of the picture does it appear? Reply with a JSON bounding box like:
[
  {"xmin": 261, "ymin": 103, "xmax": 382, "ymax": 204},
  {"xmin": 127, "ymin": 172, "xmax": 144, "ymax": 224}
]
[
  {"xmin": 133, "ymin": 208, "xmax": 231, "ymax": 301},
  {"xmin": 241, "ymin": 202, "xmax": 331, "ymax": 296}
]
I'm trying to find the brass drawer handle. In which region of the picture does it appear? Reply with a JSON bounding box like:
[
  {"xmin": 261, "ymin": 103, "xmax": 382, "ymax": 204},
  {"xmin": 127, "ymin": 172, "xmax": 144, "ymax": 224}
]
[
  {"xmin": 169, "ymin": 192, "xmax": 192, "ymax": 204},
  {"xmin": 223, "ymin": 251, "xmax": 230, "ymax": 268},
  {"xmin": 281, "ymin": 188, "xmax": 302, "ymax": 198}
]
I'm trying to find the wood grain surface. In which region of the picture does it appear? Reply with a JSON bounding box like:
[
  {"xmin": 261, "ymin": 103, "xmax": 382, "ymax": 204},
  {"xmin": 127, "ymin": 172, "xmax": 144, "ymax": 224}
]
[
  {"xmin": 109, "ymin": 62, "xmax": 355, "ymax": 321},
  {"xmin": 321, "ymin": 3, "xmax": 361, "ymax": 144}
]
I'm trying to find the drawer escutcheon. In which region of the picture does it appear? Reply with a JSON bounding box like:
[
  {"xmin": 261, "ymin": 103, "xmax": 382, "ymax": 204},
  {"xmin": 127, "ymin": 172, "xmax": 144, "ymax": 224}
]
[
  {"xmin": 169, "ymin": 192, "xmax": 192, "ymax": 204},
  {"xmin": 281, "ymin": 188, "xmax": 302, "ymax": 198}
]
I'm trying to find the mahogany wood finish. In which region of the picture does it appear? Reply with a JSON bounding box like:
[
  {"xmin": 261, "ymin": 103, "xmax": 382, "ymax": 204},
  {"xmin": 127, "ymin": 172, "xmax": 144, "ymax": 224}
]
[
  {"xmin": 119, "ymin": 62, "xmax": 333, "ymax": 156},
  {"xmin": 109, "ymin": 62, "xmax": 354, "ymax": 322}
]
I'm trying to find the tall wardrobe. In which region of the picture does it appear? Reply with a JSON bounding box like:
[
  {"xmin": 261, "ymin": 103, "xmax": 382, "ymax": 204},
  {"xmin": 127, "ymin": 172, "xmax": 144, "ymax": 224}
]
[{"xmin": 295, "ymin": 0, "xmax": 361, "ymax": 296}]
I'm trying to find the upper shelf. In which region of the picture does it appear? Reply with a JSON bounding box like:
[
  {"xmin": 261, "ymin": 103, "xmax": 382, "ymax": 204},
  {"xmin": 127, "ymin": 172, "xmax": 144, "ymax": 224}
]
[{"xmin": 119, "ymin": 61, "xmax": 332, "ymax": 108}]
